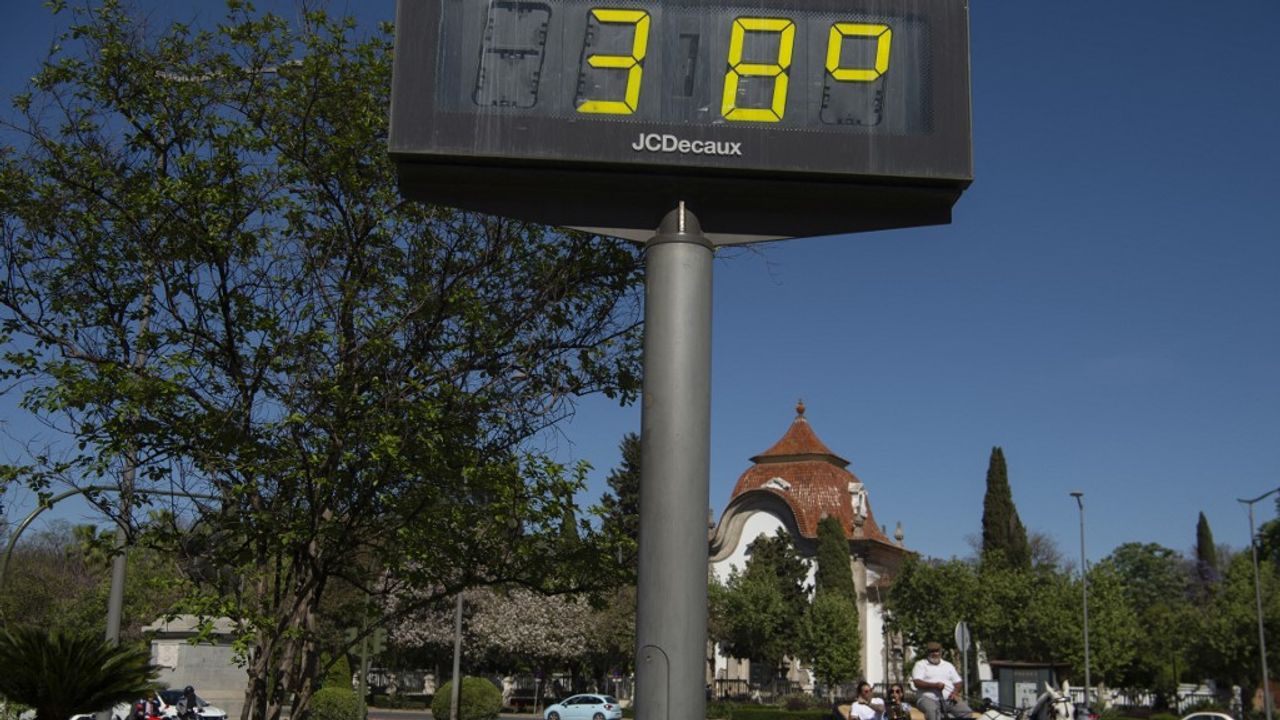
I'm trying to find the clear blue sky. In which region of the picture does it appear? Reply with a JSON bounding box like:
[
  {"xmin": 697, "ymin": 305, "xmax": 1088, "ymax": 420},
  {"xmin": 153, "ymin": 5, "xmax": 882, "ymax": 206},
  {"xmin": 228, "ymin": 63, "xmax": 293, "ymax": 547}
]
[{"xmin": 3, "ymin": 1, "xmax": 1278, "ymax": 564}]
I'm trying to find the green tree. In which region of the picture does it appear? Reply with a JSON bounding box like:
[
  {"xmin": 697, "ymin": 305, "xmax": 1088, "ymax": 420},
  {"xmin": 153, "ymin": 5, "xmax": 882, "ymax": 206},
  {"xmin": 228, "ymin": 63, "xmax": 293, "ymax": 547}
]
[
  {"xmin": 597, "ymin": 432, "xmax": 641, "ymax": 578},
  {"xmin": 0, "ymin": 522, "xmax": 187, "ymax": 641},
  {"xmin": 1260, "ymin": 514, "xmax": 1280, "ymax": 571},
  {"xmin": 0, "ymin": 627, "xmax": 157, "ymax": 720},
  {"xmin": 801, "ymin": 590, "xmax": 860, "ymax": 698},
  {"xmin": 713, "ymin": 531, "xmax": 809, "ymax": 682},
  {"xmin": 717, "ymin": 567, "xmax": 788, "ymax": 674},
  {"xmin": 1097, "ymin": 543, "xmax": 1194, "ymax": 707},
  {"xmin": 1195, "ymin": 551, "xmax": 1280, "ymax": 711},
  {"xmin": 814, "ymin": 515, "xmax": 856, "ymax": 599},
  {"xmin": 0, "ymin": 4, "xmax": 642, "ymax": 720},
  {"xmin": 1195, "ymin": 512, "xmax": 1220, "ymax": 589},
  {"xmin": 885, "ymin": 555, "xmax": 980, "ymax": 652},
  {"xmin": 745, "ymin": 530, "xmax": 810, "ymax": 662},
  {"xmin": 980, "ymin": 447, "xmax": 1030, "ymax": 571},
  {"xmin": 802, "ymin": 516, "xmax": 859, "ymax": 697},
  {"xmin": 1073, "ymin": 563, "xmax": 1141, "ymax": 690},
  {"xmin": 972, "ymin": 560, "xmax": 1072, "ymax": 662}
]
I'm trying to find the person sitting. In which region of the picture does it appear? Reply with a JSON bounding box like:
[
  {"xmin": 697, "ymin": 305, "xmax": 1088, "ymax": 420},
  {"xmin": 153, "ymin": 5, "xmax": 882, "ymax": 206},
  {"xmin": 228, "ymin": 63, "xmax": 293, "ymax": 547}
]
[
  {"xmin": 175, "ymin": 686, "xmax": 200, "ymax": 720},
  {"xmin": 850, "ymin": 682, "xmax": 878, "ymax": 720},
  {"xmin": 911, "ymin": 642, "xmax": 974, "ymax": 720},
  {"xmin": 886, "ymin": 683, "xmax": 912, "ymax": 720}
]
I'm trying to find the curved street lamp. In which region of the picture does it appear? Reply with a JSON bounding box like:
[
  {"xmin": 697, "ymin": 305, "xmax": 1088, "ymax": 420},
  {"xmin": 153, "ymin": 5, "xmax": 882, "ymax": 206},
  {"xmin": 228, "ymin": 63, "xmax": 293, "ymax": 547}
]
[
  {"xmin": 1, "ymin": 484, "xmax": 219, "ymax": 642},
  {"xmin": 1239, "ymin": 488, "xmax": 1280, "ymax": 720}
]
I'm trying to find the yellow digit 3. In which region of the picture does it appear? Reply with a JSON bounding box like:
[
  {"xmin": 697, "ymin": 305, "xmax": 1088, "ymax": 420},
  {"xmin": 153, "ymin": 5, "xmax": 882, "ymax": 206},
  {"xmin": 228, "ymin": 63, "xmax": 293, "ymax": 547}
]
[{"xmin": 577, "ymin": 9, "xmax": 651, "ymax": 115}]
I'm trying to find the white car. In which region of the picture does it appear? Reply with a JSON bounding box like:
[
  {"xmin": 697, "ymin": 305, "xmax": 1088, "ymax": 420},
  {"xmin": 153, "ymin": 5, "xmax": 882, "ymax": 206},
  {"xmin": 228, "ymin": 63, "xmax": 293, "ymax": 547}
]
[
  {"xmin": 1181, "ymin": 713, "xmax": 1236, "ymax": 720},
  {"xmin": 542, "ymin": 694, "xmax": 623, "ymax": 720}
]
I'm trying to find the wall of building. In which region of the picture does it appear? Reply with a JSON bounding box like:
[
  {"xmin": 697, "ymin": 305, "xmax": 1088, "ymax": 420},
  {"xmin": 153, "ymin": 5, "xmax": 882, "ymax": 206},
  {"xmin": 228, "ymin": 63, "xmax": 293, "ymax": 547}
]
[{"xmin": 151, "ymin": 640, "xmax": 246, "ymax": 720}]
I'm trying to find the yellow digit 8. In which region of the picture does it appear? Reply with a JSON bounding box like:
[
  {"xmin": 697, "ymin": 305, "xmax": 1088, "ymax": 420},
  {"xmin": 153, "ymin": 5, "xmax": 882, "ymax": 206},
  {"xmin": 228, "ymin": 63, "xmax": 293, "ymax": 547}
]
[
  {"xmin": 826, "ymin": 23, "xmax": 892, "ymax": 82},
  {"xmin": 721, "ymin": 17, "xmax": 795, "ymax": 122},
  {"xmin": 577, "ymin": 9, "xmax": 650, "ymax": 115}
]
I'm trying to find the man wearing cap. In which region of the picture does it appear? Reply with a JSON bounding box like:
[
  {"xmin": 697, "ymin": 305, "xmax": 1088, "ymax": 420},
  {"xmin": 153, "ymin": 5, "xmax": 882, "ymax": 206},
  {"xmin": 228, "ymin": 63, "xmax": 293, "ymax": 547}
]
[{"xmin": 911, "ymin": 642, "xmax": 973, "ymax": 720}]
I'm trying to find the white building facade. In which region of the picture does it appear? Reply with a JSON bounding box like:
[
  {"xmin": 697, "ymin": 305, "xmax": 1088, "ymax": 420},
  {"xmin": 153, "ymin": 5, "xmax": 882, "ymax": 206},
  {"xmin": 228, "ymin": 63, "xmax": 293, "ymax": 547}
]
[{"xmin": 708, "ymin": 402, "xmax": 910, "ymax": 695}]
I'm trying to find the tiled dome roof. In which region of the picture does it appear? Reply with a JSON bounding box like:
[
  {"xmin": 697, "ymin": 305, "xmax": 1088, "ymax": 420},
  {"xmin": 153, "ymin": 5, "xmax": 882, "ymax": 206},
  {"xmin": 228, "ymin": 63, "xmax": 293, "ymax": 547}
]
[{"xmin": 728, "ymin": 401, "xmax": 892, "ymax": 544}]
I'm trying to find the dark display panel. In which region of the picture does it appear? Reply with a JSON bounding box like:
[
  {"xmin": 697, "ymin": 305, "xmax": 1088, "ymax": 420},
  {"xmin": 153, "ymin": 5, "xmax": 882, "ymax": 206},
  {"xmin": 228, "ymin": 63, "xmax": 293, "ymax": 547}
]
[{"xmin": 389, "ymin": 0, "xmax": 972, "ymax": 239}]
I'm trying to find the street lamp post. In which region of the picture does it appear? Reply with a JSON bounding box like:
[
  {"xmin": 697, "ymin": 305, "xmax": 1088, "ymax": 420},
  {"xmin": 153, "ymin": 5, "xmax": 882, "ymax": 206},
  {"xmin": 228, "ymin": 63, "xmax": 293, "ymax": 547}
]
[
  {"xmin": 1070, "ymin": 491, "xmax": 1090, "ymax": 708},
  {"xmin": 1239, "ymin": 487, "xmax": 1280, "ymax": 720}
]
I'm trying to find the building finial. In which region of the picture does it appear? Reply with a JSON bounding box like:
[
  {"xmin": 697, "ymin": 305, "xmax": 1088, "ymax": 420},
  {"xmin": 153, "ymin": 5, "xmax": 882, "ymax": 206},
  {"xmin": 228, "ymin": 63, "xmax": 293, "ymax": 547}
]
[{"xmin": 796, "ymin": 399, "xmax": 805, "ymax": 417}]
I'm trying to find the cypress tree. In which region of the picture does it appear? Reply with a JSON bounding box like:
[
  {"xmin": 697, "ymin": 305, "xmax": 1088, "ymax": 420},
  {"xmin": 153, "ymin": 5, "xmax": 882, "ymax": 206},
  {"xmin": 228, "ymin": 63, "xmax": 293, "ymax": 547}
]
[
  {"xmin": 814, "ymin": 515, "xmax": 857, "ymax": 599},
  {"xmin": 980, "ymin": 446, "xmax": 1031, "ymax": 570},
  {"xmin": 804, "ymin": 516, "xmax": 861, "ymax": 696},
  {"xmin": 1195, "ymin": 511, "xmax": 1219, "ymax": 585},
  {"xmin": 600, "ymin": 432, "xmax": 641, "ymax": 571}
]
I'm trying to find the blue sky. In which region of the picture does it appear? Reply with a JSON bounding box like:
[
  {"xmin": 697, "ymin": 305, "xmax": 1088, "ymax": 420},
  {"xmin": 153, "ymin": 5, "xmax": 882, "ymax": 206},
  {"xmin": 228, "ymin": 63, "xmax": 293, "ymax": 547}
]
[{"xmin": 3, "ymin": 0, "xmax": 1279, "ymax": 564}]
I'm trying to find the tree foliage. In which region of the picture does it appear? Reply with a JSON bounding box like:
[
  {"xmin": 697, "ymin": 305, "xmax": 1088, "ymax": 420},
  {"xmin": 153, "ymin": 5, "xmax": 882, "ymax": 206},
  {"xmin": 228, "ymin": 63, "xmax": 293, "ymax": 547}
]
[
  {"xmin": 597, "ymin": 432, "xmax": 641, "ymax": 576},
  {"xmin": 0, "ymin": 521, "xmax": 187, "ymax": 641},
  {"xmin": 0, "ymin": 3, "xmax": 642, "ymax": 720},
  {"xmin": 814, "ymin": 515, "xmax": 855, "ymax": 599},
  {"xmin": 887, "ymin": 550, "xmax": 1139, "ymax": 687},
  {"xmin": 430, "ymin": 677, "xmax": 501, "ymax": 720},
  {"xmin": 1097, "ymin": 543, "xmax": 1194, "ymax": 705},
  {"xmin": 801, "ymin": 590, "xmax": 860, "ymax": 695},
  {"xmin": 802, "ymin": 516, "xmax": 859, "ymax": 695},
  {"xmin": 713, "ymin": 530, "xmax": 809, "ymax": 674},
  {"xmin": 885, "ymin": 555, "xmax": 980, "ymax": 653},
  {"xmin": 1195, "ymin": 512, "xmax": 1220, "ymax": 590},
  {"xmin": 1195, "ymin": 552, "xmax": 1280, "ymax": 706},
  {"xmin": 980, "ymin": 447, "xmax": 1029, "ymax": 571},
  {"xmin": 387, "ymin": 584, "xmax": 634, "ymax": 682},
  {"xmin": 717, "ymin": 566, "xmax": 788, "ymax": 672}
]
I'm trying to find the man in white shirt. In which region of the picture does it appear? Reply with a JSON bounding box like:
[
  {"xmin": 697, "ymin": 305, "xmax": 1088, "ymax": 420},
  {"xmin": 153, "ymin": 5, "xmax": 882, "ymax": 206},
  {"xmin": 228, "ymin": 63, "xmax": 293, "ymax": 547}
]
[
  {"xmin": 911, "ymin": 642, "xmax": 973, "ymax": 720},
  {"xmin": 850, "ymin": 682, "xmax": 879, "ymax": 720}
]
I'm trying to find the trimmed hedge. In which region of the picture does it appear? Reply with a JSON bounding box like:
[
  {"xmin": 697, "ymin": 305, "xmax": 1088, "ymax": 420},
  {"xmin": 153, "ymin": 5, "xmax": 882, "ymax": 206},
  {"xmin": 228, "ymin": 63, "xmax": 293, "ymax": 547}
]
[
  {"xmin": 430, "ymin": 677, "xmax": 502, "ymax": 720},
  {"xmin": 731, "ymin": 708, "xmax": 832, "ymax": 720},
  {"xmin": 310, "ymin": 687, "xmax": 360, "ymax": 720}
]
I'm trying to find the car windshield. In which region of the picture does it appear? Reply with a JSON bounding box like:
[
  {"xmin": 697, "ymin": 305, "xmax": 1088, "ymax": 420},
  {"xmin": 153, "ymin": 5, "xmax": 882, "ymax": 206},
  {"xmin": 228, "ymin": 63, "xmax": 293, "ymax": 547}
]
[{"xmin": 603, "ymin": 696, "xmax": 618, "ymax": 704}]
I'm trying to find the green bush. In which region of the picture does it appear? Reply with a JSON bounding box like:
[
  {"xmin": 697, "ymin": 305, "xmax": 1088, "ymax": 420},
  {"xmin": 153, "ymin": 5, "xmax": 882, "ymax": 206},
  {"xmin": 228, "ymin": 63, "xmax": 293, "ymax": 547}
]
[
  {"xmin": 430, "ymin": 677, "xmax": 502, "ymax": 720},
  {"xmin": 1149, "ymin": 713, "xmax": 1180, "ymax": 720},
  {"xmin": 310, "ymin": 687, "xmax": 360, "ymax": 720},
  {"xmin": 782, "ymin": 695, "xmax": 823, "ymax": 710},
  {"xmin": 0, "ymin": 627, "xmax": 158, "ymax": 720}
]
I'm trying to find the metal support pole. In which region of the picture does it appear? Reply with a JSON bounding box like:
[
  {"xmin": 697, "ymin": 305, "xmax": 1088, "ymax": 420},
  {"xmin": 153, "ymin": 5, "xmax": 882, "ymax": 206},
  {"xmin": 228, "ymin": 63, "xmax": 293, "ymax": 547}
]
[
  {"xmin": 1070, "ymin": 492, "xmax": 1090, "ymax": 707},
  {"xmin": 635, "ymin": 204, "xmax": 713, "ymax": 720},
  {"xmin": 450, "ymin": 592, "xmax": 464, "ymax": 720},
  {"xmin": 1240, "ymin": 488, "xmax": 1280, "ymax": 720},
  {"xmin": 357, "ymin": 623, "xmax": 371, "ymax": 720}
]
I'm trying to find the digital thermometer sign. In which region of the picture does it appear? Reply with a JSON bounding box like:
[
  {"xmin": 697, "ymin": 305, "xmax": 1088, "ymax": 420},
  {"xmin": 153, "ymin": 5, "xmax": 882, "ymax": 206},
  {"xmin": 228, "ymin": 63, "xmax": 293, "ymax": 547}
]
[{"xmin": 390, "ymin": 0, "xmax": 972, "ymax": 240}]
